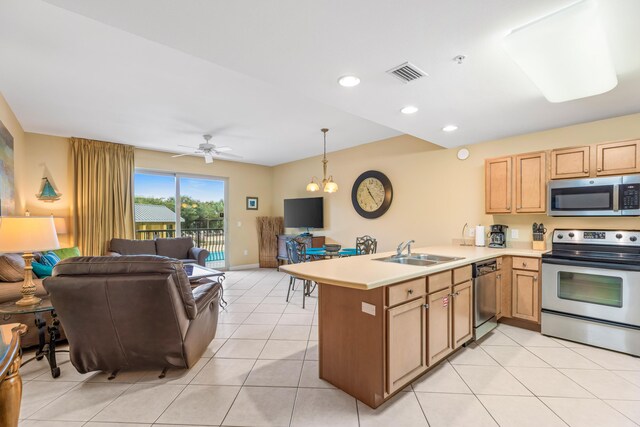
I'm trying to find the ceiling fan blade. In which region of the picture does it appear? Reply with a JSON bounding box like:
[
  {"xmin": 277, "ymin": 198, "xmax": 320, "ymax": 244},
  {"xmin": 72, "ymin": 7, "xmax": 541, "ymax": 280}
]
[
  {"xmin": 204, "ymin": 154, "xmax": 214, "ymax": 164},
  {"xmin": 214, "ymin": 151, "xmax": 243, "ymax": 159},
  {"xmin": 215, "ymin": 146, "xmax": 232, "ymax": 152},
  {"xmin": 178, "ymin": 144, "xmax": 198, "ymax": 149},
  {"xmin": 171, "ymin": 153, "xmax": 191, "ymax": 158}
]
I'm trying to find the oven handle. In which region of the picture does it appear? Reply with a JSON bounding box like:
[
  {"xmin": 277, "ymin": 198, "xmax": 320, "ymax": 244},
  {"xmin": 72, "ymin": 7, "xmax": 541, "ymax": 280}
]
[{"xmin": 542, "ymin": 257, "xmax": 640, "ymax": 272}]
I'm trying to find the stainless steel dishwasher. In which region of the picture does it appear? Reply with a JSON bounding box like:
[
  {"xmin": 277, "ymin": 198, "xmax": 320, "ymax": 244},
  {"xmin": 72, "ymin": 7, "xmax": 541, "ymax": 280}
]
[{"xmin": 473, "ymin": 259, "xmax": 498, "ymax": 340}]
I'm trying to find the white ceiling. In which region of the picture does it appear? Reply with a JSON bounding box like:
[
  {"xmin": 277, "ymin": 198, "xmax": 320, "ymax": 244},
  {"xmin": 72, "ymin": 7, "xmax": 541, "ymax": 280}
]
[{"xmin": 2, "ymin": 0, "xmax": 639, "ymax": 166}]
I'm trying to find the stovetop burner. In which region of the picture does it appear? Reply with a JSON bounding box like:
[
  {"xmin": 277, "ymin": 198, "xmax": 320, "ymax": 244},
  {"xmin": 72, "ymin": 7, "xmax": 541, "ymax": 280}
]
[{"xmin": 544, "ymin": 229, "xmax": 640, "ymax": 266}]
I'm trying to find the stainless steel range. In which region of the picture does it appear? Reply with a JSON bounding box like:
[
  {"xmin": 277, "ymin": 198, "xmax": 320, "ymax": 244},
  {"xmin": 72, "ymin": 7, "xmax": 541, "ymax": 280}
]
[{"xmin": 541, "ymin": 229, "xmax": 640, "ymax": 356}]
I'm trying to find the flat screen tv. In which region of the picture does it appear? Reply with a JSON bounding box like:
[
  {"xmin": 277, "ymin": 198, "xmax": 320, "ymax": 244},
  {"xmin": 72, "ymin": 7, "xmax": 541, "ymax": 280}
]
[{"xmin": 284, "ymin": 197, "xmax": 324, "ymax": 229}]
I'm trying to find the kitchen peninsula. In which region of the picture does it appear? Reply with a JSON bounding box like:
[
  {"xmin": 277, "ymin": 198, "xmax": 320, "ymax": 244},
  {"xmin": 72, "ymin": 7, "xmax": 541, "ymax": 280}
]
[{"xmin": 280, "ymin": 245, "xmax": 547, "ymax": 408}]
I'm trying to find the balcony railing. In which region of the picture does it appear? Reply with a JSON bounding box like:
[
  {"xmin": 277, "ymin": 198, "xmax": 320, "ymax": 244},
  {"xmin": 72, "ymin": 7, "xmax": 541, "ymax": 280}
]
[{"xmin": 135, "ymin": 228, "xmax": 225, "ymax": 261}]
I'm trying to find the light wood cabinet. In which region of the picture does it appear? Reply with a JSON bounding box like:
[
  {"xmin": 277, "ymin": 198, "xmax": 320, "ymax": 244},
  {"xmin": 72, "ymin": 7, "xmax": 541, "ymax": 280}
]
[
  {"xmin": 427, "ymin": 287, "xmax": 453, "ymax": 365},
  {"xmin": 496, "ymin": 271, "xmax": 503, "ymax": 320},
  {"xmin": 452, "ymin": 280, "xmax": 473, "ymax": 348},
  {"xmin": 551, "ymin": 146, "xmax": 590, "ymax": 179},
  {"xmin": 596, "ymin": 139, "xmax": 640, "ymax": 176},
  {"xmin": 485, "ymin": 156, "xmax": 513, "ymax": 214},
  {"xmin": 515, "ymin": 151, "xmax": 547, "ymax": 213},
  {"xmin": 512, "ymin": 269, "xmax": 540, "ymax": 323},
  {"xmin": 386, "ymin": 297, "xmax": 427, "ymax": 393}
]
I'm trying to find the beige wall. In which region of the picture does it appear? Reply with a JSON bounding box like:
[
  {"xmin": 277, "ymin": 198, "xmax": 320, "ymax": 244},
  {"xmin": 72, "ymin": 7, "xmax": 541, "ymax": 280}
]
[
  {"xmin": 272, "ymin": 113, "xmax": 640, "ymax": 252},
  {"xmin": 0, "ymin": 92, "xmax": 25, "ymax": 213},
  {"xmin": 135, "ymin": 149, "xmax": 273, "ymax": 267}
]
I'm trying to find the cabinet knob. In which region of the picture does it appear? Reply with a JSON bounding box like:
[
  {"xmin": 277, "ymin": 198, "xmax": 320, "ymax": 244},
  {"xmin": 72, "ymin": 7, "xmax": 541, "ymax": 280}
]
[
  {"xmin": 496, "ymin": 274, "xmax": 501, "ymax": 279},
  {"xmin": 422, "ymin": 304, "xmax": 429, "ymax": 309},
  {"xmin": 584, "ymin": 169, "xmax": 588, "ymax": 173},
  {"xmin": 597, "ymin": 167, "xmax": 602, "ymax": 172},
  {"xmin": 507, "ymin": 205, "xmax": 511, "ymax": 210},
  {"xmin": 523, "ymin": 262, "xmax": 527, "ymax": 267},
  {"xmin": 534, "ymin": 277, "xmax": 538, "ymax": 282},
  {"xmin": 408, "ymin": 289, "xmax": 414, "ymax": 295}
]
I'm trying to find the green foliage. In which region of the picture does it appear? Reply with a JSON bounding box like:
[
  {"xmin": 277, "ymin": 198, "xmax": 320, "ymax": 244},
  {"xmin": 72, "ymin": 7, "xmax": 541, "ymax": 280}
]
[{"xmin": 135, "ymin": 196, "xmax": 224, "ymax": 229}]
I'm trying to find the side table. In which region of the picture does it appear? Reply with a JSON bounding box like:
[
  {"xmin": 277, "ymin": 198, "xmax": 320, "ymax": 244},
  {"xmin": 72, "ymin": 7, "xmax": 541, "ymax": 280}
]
[
  {"xmin": 0, "ymin": 298, "xmax": 67, "ymax": 378},
  {"xmin": 0, "ymin": 323, "xmax": 27, "ymax": 427}
]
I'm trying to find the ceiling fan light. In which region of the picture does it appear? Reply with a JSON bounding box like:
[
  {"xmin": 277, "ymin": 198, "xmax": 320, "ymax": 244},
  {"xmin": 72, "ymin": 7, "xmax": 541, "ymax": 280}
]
[
  {"xmin": 306, "ymin": 180, "xmax": 320, "ymax": 192},
  {"xmin": 503, "ymin": 0, "xmax": 617, "ymax": 103}
]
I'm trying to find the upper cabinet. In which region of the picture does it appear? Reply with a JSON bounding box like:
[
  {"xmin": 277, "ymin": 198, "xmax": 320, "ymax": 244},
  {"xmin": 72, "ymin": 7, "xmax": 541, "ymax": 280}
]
[
  {"xmin": 515, "ymin": 152, "xmax": 547, "ymax": 213},
  {"xmin": 596, "ymin": 139, "xmax": 640, "ymax": 176},
  {"xmin": 550, "ymin": 146, "xmax": 590, "ymax": 179},
  {"xmin": 485, "ymin": 152, "xmax": 547, "ymax": 214},
  {"xmin": 485, "ymin": 157, "xmax": 513, "ymax": 214}
]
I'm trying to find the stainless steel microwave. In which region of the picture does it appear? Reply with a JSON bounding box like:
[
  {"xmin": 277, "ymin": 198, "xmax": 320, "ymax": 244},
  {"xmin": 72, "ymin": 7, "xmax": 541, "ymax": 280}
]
[{"xmin": 548, "ymin": 175, "xmax": 640, "ymax": 216}]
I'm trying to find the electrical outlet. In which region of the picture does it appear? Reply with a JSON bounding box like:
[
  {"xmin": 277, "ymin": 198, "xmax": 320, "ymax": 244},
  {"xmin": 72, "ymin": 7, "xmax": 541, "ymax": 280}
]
[
  {"xmin": 243, "ymin": 249, "xmax": 248, "ymax": 256},
  {"xmin": 468, "ymin": 228, "xmax": 475, "ymax": 237},
  {"xmin": 237, "ymin": 221, "xmax": 242, "ymax": 227},
  {"xmin": 511, "ymin": 229, "xmax": 519, "ymax": 239}
]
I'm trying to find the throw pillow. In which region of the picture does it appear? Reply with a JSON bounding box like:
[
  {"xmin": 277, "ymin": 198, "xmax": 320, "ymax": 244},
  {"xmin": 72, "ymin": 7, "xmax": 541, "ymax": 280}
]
[
  {"xmin": 0, "ymin": 254, "xmax": 27, "ymax": 282},
  {"xmin": 51, "ymin": 246, "xmax": 81, "ymax": 260},
  {"xmin": 32, "ymin": 261, "xmax": 53, "ymax": 278},
  {"xmin": 40, "ymin": 251, "xmax": 61, "ymax": 267}
]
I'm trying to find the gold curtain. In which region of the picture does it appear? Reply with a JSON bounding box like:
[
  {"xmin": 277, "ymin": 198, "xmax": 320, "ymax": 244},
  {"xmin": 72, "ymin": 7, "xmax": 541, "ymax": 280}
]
[
  {"xmin": 70, "ymin": 137, "xmax": 135, "ymax": 256},
  {"xmin": 256, "ymin": 216, "xmax": 284, "ymax": 268}
]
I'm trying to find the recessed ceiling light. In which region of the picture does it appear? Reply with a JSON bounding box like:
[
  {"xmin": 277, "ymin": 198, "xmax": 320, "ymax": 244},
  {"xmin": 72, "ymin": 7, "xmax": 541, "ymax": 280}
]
[
  {"xmin": 338, "ymin": 75, "xmax": 360, "ymax": 87},
  {"xmin": 442, "ymin": 125, "xmax": 458, "ymax": 132},
  {"xmin": 400, "ymin": 106, "xmax": 419, "ymax": 115}
]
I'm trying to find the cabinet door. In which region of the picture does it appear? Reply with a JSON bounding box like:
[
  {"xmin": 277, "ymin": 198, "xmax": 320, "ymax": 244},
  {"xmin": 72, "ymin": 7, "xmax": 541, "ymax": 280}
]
[
  {"xmin": 427, "ymin": 287, "xmax": 453, "ymax": 365},
  {"xmin": 496, "ymin": 272, "xmax": 503, "ymax": 320},
  {"xmin": 515, "ymin": 152, "xmax": 547, "ymax": 213},
  {"xmin": 551, "ymin": 146, "xmax": 590, "ymax": 179},
  {"xmin": 386, "ymin": 297, "xmax": 427, "ymax": 393},
  {"xmin": 485, "ymin": 157, "xmax": 513, "ymax": 214},
  {"xmin": 452, "ymin": 280, "xmax": 473, "ymax": 348},
  {"xmin": 512, "ymin": 270, "xmax": 540, "ymax": 323},
  {"xmin": 596, "ymin": 140, "xmax": 640, "ymax": 176}
]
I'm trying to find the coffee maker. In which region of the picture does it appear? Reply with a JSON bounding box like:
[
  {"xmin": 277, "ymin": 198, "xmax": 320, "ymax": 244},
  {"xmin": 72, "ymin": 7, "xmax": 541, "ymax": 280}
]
[{"xmin": 488, "ymin": 224, "xmax": 508, "ymax": 248}]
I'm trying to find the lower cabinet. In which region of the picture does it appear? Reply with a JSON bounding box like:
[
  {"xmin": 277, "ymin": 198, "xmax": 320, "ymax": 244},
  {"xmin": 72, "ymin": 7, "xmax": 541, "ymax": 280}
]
[
  {"xmin": 386, "ymin": 297, "xmax": 427, "ymax": 393},
  {"xmin": 427, "ymin": 288, "xmax": 453, "ymax": 365},
  {"xmin": 512, "ymin": 269, "xmax": 540, "ymax": 323},
  {"xmin": 452, "ymin": 280, "xmax": 473, "ymax": 348}
]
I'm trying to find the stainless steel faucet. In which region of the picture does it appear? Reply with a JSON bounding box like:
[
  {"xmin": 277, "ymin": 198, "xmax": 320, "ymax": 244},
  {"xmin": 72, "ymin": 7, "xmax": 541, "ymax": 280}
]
[{"xmin": 396, "ymin": 240, "xmax": 416, "ymax": 257}]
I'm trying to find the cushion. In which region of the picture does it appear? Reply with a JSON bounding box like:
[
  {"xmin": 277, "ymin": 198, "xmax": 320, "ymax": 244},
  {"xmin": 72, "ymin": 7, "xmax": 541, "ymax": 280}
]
[
  {"xmin": 51, "ymin": 246, "xmax": 81, "ymax": 260},
  {"xmin": 0, "ymin": 254, "xmax": 27, "ymax": 282},
  {"xmin": 32, "ymin": 261, "xmax": 53, "ymax": 278},
  {"xmin": 109, "ymin": 238, "xmax": 157, "ymax": 255},
  {"xmin": 41, "ymin": 251, "xmax": 61, "ymax": 267},
  {"xmin": 156, "ymin": 237, "xmax": 194, "ymax": 260}
]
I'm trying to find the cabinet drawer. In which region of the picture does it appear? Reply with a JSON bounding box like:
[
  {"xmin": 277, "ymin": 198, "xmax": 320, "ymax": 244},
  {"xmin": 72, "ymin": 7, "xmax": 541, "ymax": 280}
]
[
  {"xmin": 453, "ymin": 266, "xmax": 472, "ymax": 284},
  {"xmin": 427, "ymin": 271, "xmax": 452, "ymax": 294},
  {"xmin": 387, "ymin": 278, "xmax": 426, "ymax": 307},
  {"xmin": 512, "ymin": 257, "xmax": 538, "ymax": 271}
]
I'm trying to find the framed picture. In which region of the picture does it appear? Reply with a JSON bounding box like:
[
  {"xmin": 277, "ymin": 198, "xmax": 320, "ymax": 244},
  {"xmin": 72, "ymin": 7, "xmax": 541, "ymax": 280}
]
[{"xmin": 246, "ymin": 197, "xmax": 258, "ymax": 210}]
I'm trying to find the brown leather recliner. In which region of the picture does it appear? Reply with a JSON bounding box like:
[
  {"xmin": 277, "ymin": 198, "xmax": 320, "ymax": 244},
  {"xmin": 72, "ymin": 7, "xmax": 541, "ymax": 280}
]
[{"xmin": 43, "ymin": 256, "xmax": 221, "ymax": 373}]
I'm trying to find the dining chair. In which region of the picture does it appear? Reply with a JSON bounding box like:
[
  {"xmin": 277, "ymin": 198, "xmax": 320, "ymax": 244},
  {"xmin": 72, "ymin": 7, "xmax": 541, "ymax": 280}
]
[
  {"xmin": 355, "ymin": 235, "xmax": 378, "ymax": 255},
  {"xmin": 285, "ymin": 238, "xmax": 314, "ymax": 309}
]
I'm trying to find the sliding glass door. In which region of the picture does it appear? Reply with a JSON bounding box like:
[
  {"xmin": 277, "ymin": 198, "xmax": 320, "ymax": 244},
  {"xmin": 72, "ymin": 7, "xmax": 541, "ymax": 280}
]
[{"xmin": 134, "ymin": 171, "xmax": 226, "ymax": 268}]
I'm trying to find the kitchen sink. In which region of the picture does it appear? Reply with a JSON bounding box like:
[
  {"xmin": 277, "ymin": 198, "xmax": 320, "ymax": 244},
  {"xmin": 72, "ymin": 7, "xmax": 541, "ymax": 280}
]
[{"xmin": 375, "ymin": 253, "xmax": 464, "ymax": 266}]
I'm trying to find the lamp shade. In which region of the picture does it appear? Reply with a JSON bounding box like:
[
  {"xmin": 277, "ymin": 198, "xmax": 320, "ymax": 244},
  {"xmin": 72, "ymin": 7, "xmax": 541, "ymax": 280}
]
[{"xmin": 0, "ymin": 216, "xmax": 60, "ymax": 253}]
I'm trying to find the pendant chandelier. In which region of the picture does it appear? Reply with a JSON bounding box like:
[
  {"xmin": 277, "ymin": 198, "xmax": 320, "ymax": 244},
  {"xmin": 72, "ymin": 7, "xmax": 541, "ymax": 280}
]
[{"xmin": 306, "ymin": 128, "xmax": 338, "ymax": 193}]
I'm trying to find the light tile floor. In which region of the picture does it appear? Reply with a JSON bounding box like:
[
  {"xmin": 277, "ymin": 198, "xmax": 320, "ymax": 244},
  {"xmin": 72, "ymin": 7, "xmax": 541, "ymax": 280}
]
[{"xmin": 18, "ymin": 268, "xmax": 640, "ymax": 426}]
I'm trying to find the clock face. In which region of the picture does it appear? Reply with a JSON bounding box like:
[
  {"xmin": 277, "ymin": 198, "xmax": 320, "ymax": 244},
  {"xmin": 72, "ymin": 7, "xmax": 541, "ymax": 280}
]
[
  {"xmin": 356, "ymin": 178, "xmax": 385, "ymax": 212},
  {"xmin": 351, "ymin": 170, "xmax": 393, "ymax": 219}
]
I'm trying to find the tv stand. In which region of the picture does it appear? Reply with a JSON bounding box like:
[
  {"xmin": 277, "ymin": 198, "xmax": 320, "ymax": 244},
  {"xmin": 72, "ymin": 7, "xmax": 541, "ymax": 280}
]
[{"xmin": 276, "ymin": 234, "xmax": 325, "ymax": 268}]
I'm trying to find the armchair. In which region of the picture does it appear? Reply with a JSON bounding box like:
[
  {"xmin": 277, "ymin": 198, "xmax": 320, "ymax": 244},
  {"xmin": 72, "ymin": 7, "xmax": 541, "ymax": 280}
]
[{"xmin": 43, "ymin": 256, "xmax": 221, "ymax": 374}]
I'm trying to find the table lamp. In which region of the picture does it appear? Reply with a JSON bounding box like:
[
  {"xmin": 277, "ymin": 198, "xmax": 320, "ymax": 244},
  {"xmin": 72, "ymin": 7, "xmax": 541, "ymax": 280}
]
[{"xmin": 0, "ymin": 216, "xmax": 60, "ymax": 306}]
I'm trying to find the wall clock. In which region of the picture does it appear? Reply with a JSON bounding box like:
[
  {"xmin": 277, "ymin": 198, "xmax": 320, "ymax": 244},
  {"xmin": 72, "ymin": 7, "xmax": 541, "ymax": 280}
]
[{"xmin": 351, "ymin": 170, "xmax": 393, "ymax": 219}]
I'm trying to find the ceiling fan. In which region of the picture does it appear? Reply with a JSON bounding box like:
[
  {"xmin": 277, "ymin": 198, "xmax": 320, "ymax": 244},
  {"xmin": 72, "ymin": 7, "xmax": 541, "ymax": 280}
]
[{"xmin": 172, "ymin": 134, "xmax": 242, "ymax": 164}]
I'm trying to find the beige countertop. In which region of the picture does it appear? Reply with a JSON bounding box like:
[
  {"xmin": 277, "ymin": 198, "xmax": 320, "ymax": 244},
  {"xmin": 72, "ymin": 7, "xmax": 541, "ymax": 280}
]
[{"xmin": 280, "ymin": 245, "xmax": 548, "ymax": 290}]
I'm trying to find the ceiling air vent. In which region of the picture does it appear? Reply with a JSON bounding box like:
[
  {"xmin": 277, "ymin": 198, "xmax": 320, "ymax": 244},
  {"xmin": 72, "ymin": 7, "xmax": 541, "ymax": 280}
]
[{"xmin": 386, "ymin": 62, "xmax": 427, "ymax": 83}]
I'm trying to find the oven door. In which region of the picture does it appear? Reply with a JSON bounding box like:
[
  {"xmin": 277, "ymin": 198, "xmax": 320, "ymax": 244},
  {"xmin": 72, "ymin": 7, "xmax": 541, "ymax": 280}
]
[
  {"xmin": 548, "ymin": 176, "xmax": 621, "ymax": 216},
  {"xmin": 542, "ymin": 261, "xmax": 640, "ymax": 327}
]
